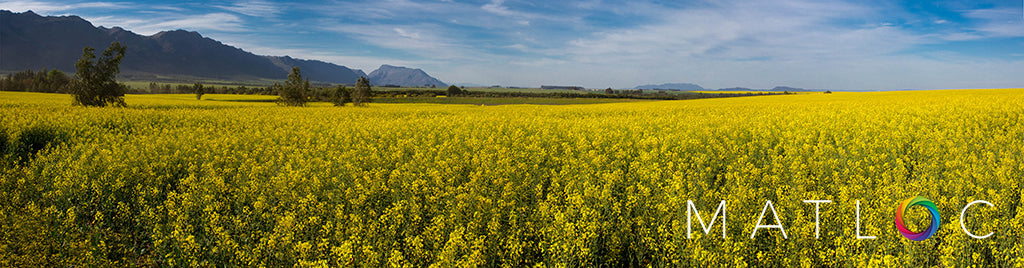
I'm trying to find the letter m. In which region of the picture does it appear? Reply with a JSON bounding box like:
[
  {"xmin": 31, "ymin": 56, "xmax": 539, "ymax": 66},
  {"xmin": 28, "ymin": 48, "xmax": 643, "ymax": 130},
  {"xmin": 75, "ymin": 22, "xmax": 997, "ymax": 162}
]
[{"xmin": 687, "ymin": 200, "xmax": 727, "ymax": 239}]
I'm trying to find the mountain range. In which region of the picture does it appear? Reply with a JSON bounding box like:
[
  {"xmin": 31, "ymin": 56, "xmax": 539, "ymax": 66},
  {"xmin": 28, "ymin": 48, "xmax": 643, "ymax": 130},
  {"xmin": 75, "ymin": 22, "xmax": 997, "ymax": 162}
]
[
  {"xmin": 0, "ymin": 10, "xmax": 445, "ymax": 86},
  {"xmin": 368, "ymin": 65, "xmax": 447, "ymax": 87},
  {"xmin": 635, "ymin": 83, "xmax": 705, "ymax": 91}
]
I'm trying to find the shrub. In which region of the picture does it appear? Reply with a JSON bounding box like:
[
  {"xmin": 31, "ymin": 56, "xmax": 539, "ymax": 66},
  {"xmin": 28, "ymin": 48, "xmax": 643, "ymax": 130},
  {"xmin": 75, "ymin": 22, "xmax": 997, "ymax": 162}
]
[
  {"xmin": 12, "ymin": 126, "xmax": 66, "ymax": 163},
  {"xmin": 0, "ymin": 128, "xmax": 8, "ymax": 160},
  {"xmin": 333, "ymin": 85, "xmax": 351, "ymax": 106},
  {"xmin": 446, "ymin": 85, "xmax": 463, "ymax": 96}
]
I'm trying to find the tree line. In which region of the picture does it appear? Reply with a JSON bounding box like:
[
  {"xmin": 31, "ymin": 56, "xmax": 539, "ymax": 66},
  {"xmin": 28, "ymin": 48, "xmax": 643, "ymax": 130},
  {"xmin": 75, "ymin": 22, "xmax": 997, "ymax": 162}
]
[
  {"xmin": 0, "ymin": 42, "xmax": 131, "ymax": 106},
  {"xmin": 0, "ymin": 69, "xmax": 72, "ymax": 93},
  {"xmin": 268, "ymin": 67, "xmax": 371, "ymax": 106}
]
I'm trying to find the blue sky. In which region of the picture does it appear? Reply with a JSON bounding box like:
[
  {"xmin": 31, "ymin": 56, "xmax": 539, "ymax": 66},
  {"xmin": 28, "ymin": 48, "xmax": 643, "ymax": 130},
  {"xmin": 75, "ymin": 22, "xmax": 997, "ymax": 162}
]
[{"xmin": 3, "ymin": 0, "xmax": 1023, "ymax": 90}]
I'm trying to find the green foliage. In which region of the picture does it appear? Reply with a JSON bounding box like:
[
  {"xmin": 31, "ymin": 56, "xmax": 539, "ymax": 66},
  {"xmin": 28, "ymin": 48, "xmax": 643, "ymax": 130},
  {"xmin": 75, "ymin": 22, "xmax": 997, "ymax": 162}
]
[
  {"xmin": 0, "ymin": 69, "xmax": 72, "ymax": 93},
  {"xmin": 0, "ymin": 128, "xmax": 8, "ymax": 163},
  {"xmin": 193, "ymin": 83, "xmax": 205, "ymax": 100},
  {"xmin": 71, "ymin": 42, "xmax": 128, "ymax": 107},
  {"xmin": 446, "ymin": 85, "xmax": 463, "ymax": 96},
  {"xmin": 352, "ymin": 76, "xmax": 371, "ymax": 106},
  {"xmin": 277, "ymin": 67, "xmax": 309, "ymax": 106},
  {"xmin": 10, "ymin": 125, "xmax": 66, "ymax": 164},
  {"xmin": 374, "ymin": 96, "xmax": 643, "ymax": 105},
  {"xmin": 332, "ymin": 85, "xmax": 351, "ymax": 106}
]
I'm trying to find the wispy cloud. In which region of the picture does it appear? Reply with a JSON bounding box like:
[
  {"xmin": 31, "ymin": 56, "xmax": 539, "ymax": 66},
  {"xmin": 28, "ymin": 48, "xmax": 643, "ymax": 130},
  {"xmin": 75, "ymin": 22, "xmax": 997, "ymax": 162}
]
[
  {"xmin": 962, "ymin": 7, "xmax": 1024, "ymax": 38},
  {"xmin": 87, "ymin": 13, "xmax": 246, "ymax": 35},
  {"xmin": 0, "ymin": 0, "xmax": 131, "ymax": 13},
  {"xmin": 563, "ymin": 0, "xmax": 912, "ymax": 65},
  {"xmin": 0, "ymin": 0, "xmax": 239, "ymax": 36},
  {"xmin": 214, "ymin": 0, "xmax": 281, "ymax": 18},
  {"xmin": 321, "ymin": 23, "xmax": 487, "ymax": 61},
  {"xmin": 481, "ymin": 0, "xmax": 515, "ymax": 17},
  {"xmin": 221, "ymin": 39, "xmax": 424, "ymax": 73}
]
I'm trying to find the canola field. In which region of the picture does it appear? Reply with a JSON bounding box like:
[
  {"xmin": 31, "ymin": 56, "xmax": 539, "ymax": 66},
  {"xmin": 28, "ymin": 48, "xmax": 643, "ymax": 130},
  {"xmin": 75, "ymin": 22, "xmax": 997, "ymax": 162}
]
[{"xmin": 0, "ymin": 90, "xmax": 1022, "ymax": 267}]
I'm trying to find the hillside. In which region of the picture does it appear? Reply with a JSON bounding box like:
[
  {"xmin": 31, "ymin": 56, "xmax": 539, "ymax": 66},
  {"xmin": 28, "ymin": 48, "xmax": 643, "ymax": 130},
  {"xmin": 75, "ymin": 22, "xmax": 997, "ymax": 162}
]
[
  {"xmin": 0, "ymin": 10, "xmax": 442, "ymax": 85},
  {"xmin": 634, "ymin": 83, "xmax": 704, "ymax": 91},
  {"xmin": 367, "ymin": 65, "xmax": 447, "ymax": 87}
]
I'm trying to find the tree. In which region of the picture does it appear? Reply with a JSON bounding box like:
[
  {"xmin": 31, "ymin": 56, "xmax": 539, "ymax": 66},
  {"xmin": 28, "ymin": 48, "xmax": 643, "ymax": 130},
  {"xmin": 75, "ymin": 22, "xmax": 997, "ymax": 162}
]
[
  {"xmin": 0, "ymin": 69, "xmax": 71, "ymax": 93},
  {"xmin": 446, "ymin": 85, "xmax": 463, "ymax": 96},
  {"xmin": 333, "ymin": 85, "xmax": 351, "ymax": 106},
  {"xmin": 278, "ymin": 67, "xmax": 309, "ymax": 106},
  {"xmin": 193, "ymin": 82, "xmax": 205, "ymax": 100},
  {"xmin": 352, "ymin": 76, "xmax": 371, "ymax": 106},
  {"xmin": 71, "ymin": 42, "xmax": 127, "ymax": 107}
]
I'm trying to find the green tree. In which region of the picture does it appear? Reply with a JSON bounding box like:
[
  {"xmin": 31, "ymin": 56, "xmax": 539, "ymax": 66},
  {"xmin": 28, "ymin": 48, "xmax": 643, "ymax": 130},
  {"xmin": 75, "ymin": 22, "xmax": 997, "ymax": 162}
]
[
  {"xmin": 352, "ymin": 76, "xmax": 371, "ymax": 106},
  {"xmin": 71, "ymin": 42, "xmax": 127, "ymax": 107},
  {"xmin": 446, "ymin": 85, "xmax": 463, "ymax": 96},
  {"xmin": 278, "ymin": 67, "xmax": 309, "ymax": 106},
  {"xmin": 333, "ymin": 85, "xmax": 351, "ymax": 106},
  {"xmin": 0, "ymin": 69, "xmax": 71, "ymax": 93},
  {"xmin": 193, "ymin": 82, "xmax": 205, "ymax": 100}
]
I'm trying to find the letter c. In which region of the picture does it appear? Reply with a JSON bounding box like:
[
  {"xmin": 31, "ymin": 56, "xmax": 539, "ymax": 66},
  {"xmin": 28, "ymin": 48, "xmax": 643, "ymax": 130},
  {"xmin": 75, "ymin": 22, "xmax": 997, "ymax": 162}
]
[{"xmin": 960, "ymin": 200, "xmax": 994, "ymax": 239}]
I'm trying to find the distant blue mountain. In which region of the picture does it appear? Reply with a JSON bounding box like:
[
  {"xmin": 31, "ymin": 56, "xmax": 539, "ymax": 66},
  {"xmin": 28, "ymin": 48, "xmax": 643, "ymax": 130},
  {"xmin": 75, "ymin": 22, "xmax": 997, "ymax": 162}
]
[
  {"xmin": 367, "ymin": 65, "xmax": 447, "ymax": 87},
  {"xmin": 718, "ymin": 86, "xmax": 822, "ymax": 92},
  {"xmin": 635, "ymin": 83, "xmax": 705, "ymax": 91}
]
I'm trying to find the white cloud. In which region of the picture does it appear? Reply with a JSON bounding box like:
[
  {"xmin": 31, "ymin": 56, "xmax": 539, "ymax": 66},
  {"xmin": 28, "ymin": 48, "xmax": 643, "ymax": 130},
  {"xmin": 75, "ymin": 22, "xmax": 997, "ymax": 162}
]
[
  {"xmin": 564, "ymin": 0, "xmax": 906, "ymax": 64},
  {"xmin": 0, "ymin": 0, "xmax": 130, "ymax": 13},
  {"xmin": 221, "ymin": 41, "xmax": 423, "ymax": 74},
  {"xmin": 86, "ymin": 13, "xmax": 246, "ymax": 35},
  {"xmin": 214, "ymin": 0, "xmax": 281, "ymax": 18},
  {"xmin": 0, "ymin": 0, "xmax": 246, "ymax": 36},
  {"xmin": 961, "ymin": 7, "xmax": 1024, "ymax": 38},
  {"xmin": 393, "ymin": 28, "xmax": 421, "ymax": 39},
  {"xmin": 481, "ymin": 0, "xmax": 513, "ymax": 16},
  {"xmin": 319, "ymin": 23, "xmax": 494, "ymax": 62}
]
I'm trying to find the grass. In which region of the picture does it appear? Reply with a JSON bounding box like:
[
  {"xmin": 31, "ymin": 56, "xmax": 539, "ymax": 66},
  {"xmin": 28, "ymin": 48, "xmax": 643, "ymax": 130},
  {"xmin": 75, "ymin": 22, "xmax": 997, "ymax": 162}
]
[
  {"xmin": 120, "ymin": 79, "xmax": 280, "ymax": 91},
  {"xmin": 374, "ymin": 96, "xmax": 651, "ymax": 105},
  {"xmin": 0, "ymin": 92, "xmax": 650, "ymax": 107}
]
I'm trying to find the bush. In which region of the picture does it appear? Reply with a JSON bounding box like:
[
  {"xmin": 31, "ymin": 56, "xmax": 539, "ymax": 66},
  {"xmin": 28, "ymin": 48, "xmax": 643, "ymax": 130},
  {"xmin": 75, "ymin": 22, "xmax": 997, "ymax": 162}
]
[
  {"xmin": 0, "ymin": 128, "xmax": 8, "ymax": 160},
  {"xmin": 446, "ymin": 85, "xmax": 463, "ymax": 96},
  {"xmin": 12, "ymin": 126, "xmax": 66, "ymax": 163},
  {"xmin": 333, "ymin": 85, "xmax": 351, "ymax": 106}
]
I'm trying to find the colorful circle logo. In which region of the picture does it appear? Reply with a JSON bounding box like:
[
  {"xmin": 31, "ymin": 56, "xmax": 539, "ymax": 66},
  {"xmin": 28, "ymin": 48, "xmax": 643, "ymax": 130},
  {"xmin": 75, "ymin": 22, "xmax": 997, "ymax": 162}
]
[{"xmin": 895, "ymin": 196, "xmax": 940, "ymax": 241}]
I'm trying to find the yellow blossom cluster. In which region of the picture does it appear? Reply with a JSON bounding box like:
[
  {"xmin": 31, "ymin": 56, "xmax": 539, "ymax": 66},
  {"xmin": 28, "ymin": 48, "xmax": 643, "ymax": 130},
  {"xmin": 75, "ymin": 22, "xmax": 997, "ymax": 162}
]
[{"xmin": 0, "ymin": 89, "xmax": 1021, "ymax": 266}]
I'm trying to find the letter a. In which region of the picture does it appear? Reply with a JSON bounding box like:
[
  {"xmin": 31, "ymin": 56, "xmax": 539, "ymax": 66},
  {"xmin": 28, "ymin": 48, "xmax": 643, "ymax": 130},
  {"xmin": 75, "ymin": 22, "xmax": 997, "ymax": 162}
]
[{"xmin": 751, "ymin": 200, "xmax": 788, "ymax": 239}]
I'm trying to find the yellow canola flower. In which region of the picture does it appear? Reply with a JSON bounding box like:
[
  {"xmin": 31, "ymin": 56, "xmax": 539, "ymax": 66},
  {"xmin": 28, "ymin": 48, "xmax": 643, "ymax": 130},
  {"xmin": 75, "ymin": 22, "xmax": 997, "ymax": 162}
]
[{"xmin": 0, "ymin": 90, "xmax": 1020, "ymax": 266}]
